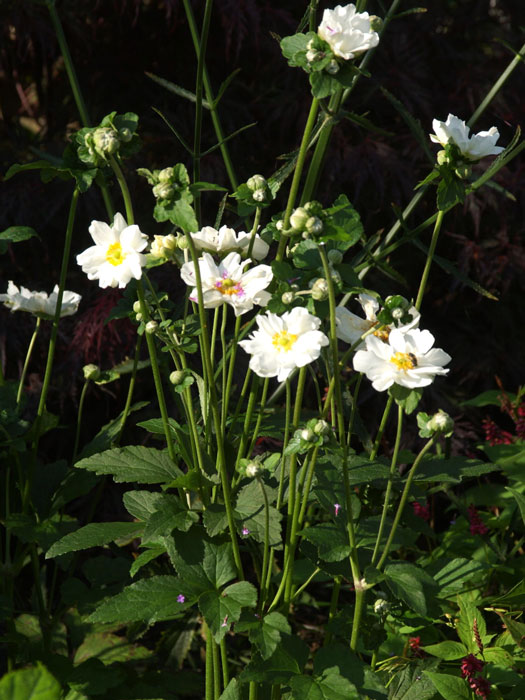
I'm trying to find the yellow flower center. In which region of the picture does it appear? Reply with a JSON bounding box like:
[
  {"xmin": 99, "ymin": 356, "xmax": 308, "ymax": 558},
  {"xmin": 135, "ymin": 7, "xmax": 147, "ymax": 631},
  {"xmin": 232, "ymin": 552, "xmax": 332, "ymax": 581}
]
[
  {"xmin": 390, "ymin": 351, "xmax": 417, "ymax": 371},
  {"xmin": 272, "ymin": 330, "xmax": 298, "ymax": 352},
  {"xmin": 106, "ymin": 242, "xmax": 126, "ymax": 266},
  {"xmin": 215, "ymin": 277, "xmax": 242, "ymax": 296}
]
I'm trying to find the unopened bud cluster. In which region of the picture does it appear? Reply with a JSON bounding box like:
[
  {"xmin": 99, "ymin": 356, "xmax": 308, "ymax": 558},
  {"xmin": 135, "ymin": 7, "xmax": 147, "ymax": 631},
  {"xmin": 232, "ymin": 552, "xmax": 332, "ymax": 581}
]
[
  {"xmin": 150, "ymin": 233, "xmax": 178, "ymax": 260},
  {"xmin": 246, "ymin": 174, "xmax": 270, "ymax": 204}
]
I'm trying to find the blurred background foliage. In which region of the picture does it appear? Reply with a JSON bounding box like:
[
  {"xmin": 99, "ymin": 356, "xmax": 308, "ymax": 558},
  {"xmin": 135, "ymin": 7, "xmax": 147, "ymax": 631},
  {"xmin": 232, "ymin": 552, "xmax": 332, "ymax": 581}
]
[{"xmin": 0, "ymin": 0, "xmax": 524, "ymax": 454}]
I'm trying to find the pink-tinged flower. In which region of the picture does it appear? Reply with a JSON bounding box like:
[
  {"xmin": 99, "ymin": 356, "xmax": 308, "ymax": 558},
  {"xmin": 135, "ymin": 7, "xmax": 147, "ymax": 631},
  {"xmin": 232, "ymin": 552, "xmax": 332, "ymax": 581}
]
[
  {"xmin": 460, "ymin": 654, "xmax": 484, "ymax": 679},
  {"xmin": 77, "ymin": 213, "xmax": 148, "ymax": 289},
  {"xmin": 468, "ymin": 505, "xmax": 489, "ymax": 536},
  {"xmin": 412, "ymin": 501, "xmax": 431, "ymax": 522},
  {"xmin": 408, "ymin": 636, "xmax": 425, "ymax": 658},
  {"xmin": 469, "ymin": 676, "xmax": 491, "ymax": 699},
  {"xmin": 242, "ymin": 527, "xmax": 250, "ymax": 536},
  {"xmin": 180, "ymin": 251, "xmax": 272, "ymax": 316},
  {"xmin": 177, "ymin": 594, "xmax": 185, "ymax": 604},
  {"xmin": 334, "ymin": 503, "xmax": 342, "ymax": 516},
  {"xmin": 221, "ymin": 615, "xmax": 229, "ymax": 628}
]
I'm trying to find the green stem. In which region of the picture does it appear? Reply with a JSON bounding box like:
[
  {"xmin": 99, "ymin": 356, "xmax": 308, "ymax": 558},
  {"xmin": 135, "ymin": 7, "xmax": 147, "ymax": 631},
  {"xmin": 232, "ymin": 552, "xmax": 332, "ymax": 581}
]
[
  {"xmin": 276, "ymin": 379, "xmax": 292, "ymax": 511},
  {"xmin": 212, "ymin": 635, "xmax": 221, "ymax": 699},
  {"xmin": 257, "ymin": 475, "xmax": 271, "ymax": 610},
  {"xmin": 370, "ymin": 394, "xmax": 394, "ymax": 461},
  {"xmin": 291, "ymin": 566, "xmax": 321, "ymax": 602},
  {"xmin": 184, "ymin": 233, "xmax": 244, "ymax": 578},
  {"xmin": 116, "ymin": 333, "xmax": 142, "ymax": 445},
  {"xmin": 249, "ymin": 682, "xmax": 258, "ymax": 700},
  {"xmin": 17, "ymin": 317, "xmax": 41, "ymax": 407},
  {"xmin": 275, "ymin": 98, "xmax": 319, "ymax": 262},
  {"xmin": 371, "ymin": 404, "xmax": 404, "ymax": 566},
  {"xmin": 33, "ymin": 187, "xmax": 79, "ymax": 447},
  {"xmin": 46, "ymin": 0, "xmax": 114, "ymax": 218},
  {"xmin": 323, "ymin": 575, "xmax": 342, "ymax": 646},
  {"xmin": 219, "ymin": 638, "xmax": 229, "ymax": 688},
  {"xmin": 415, "ymin": 209, "xmax": 445, "ymax": 310},
  {"xmin": 376, "ymin": 437, "xmax": 436, "ymax": 571},
  {"xmin": 181, "ymin": 0, "xmax": 239, "ymax": 190},
  {"xmin": 72, "ymin": 379, "xmax": 90, "ymax": 463},
  {"xmin": 220, "ymin": 303, "xmax": 228, "ymax": 432},
  {"xmin": 246, "ymin": 207, "xmax": 262, "ymax": 260},
  {"xmin": 246, "ymin": 378, "xmax": 270, "ymax": 456},
  {"xmin": 109, "ymin": 155, "xmax": 134, "ymax": 224},
  {"xmin": 205, "ymin": 623, "xmax": 214, "ymax": 700},
  {"xmin": 192, "ymin": 0, "xmax": 214, "ymax": 225}
]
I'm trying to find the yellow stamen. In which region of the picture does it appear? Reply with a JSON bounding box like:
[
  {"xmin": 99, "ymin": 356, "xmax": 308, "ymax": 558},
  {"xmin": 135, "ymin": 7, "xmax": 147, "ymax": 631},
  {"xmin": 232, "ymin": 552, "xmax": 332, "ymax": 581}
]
[
  {"xmin": 106, "ymin": 242, "xmax": 126, "ymax": 266},
  {"xmin": 390, "ymin": 351, "xmax": 417, "ymax": 371},
  {"xmin": 373, "ymin": 327, "xmax": 390, "ymax": 342},
  {"xmin": 272, "ymin": 330, "xmax": 298, "ymax": 352},
  {"xmin": 216, "ymin": 278, "xmax": 241, "ymax": 296}
]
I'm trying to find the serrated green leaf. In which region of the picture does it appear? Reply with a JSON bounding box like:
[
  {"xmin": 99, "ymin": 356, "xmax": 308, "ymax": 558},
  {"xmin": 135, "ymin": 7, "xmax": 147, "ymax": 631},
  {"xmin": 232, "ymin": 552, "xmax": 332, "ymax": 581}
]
[
  {"xmin": 0, "ymin": 226, "xmax": 39, "ymax": 245},
  {"xmin": 240, "ymin": 634, "xmax": 309, "ymax": 684},
  {"xmin": 289, "ymin": 668, "xmax": 359, "ymax": 700},
  {"xmin": 422, "ymin": 640, "xmax": 468, "ymax": 660},
  {"xmin": 0, "ymin": 663, "xmax": 61, "ymax": 700},
  {"xmin": 46, "ymin": 521, "xmax": 142, "ymax": 558},
  {"xmin": 235, "ymin": 479, "xmax": 282, "ymax": 548},
  {"xmin": 219, "ymin": 678, "xmax": 241, "ymax": 700},
  {"xmin": 300, "ymin": 524, "xmax": 350, "ymax": 562},
  {"xmin": 423, "ymin": 671, "xmax": 470, "ymax": 700},
  {"xmin": 167, "ymin": 530, "xmax": 237, "ymax": 594},
  {"xmin": 200, "ymin": 580, "xmax": 257, "ymax": 642},
  {"xmin": 414, "ymin": 456, "xmax": 499, "ymax": 484},
  {"xmin": 506, "ymin": 486, "xmax": 525, "ymax": 525},
  {"xmin": 429, "ymin": 558, "xmax": 488, "ymax": 598},
  {"xmin": 143, "ymin": 497, "xmax": 199, "ymax": 540},
  {"xmin": 456, "ymin": 596, "xmax": 488, "ymax": 653},
  {"xmin": 237, "ymin": 611, "xmax": 291, "ymax": 660},
  {"xmin": 75, "ymin": 445, "xmax": 182, "ymax": 484},
  {"xmin": 130, "ymin": 547, "xmax": 166, "ymax": 577},
  {"xmin": 89, "ymin": 575, "xmax": 189, "ymax": 624},
  {"xmin": 384, "ymin": 562, "xmax": 438, "ymax": 616},
  {"xmin": 74, "ymin": 631, "xmax": 152, "ymax": 665}
]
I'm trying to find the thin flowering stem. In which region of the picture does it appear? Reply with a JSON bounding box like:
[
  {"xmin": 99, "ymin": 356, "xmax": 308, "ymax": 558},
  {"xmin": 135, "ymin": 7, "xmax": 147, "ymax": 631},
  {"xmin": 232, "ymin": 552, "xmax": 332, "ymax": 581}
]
[
  {"xmin": 370, "ymin": 394, "xmax": 394, "ymax": 461},
  {"xmin": 116, "ymin": 333, "xmax": 143, "ymax": 446},
  {"xmin": 109, "ymin": 155, "xmax": 134, "ymax": 225},
  {"xmin": 376, "ymin": 437, "xmax": 437, "ymax": 571},
  {"xmin": 212, "ymin": 635, "xmax": 221, "ymax": 699},
  {"xmin": 72, "ymin": 378, "xmax": 90, "ymax": 464},
  {"xmin": 415, "ymin": 209, "xmax": 445, "ymax": 311},
  {"xmin": 219, "ymin": 638, "xmax": 229, "ymax": 689},
  {"xmin": 291, "ymin": 567, "xmax": 322, "ymax": 601},
  {"xmin": 205, "ymin": 623, "xmax": 214, "ymax": 700},
  {"xmin": 247, "ymin": 378, "xmax": 270, "ymax": 456},
  {"xmin": 181, "ymin": 0, "xmax": 239, "ymax": 191},
  {"xmin": 16, "ymin": 317, "xmax": 41, "ymax": 408},
  {"xmin": 275, "ymin": 98, "xmax": 320, "ymax": 262},
  {"xmin": 192, "ymin": 0, "xmax": 214, "ymax": 226},
  {"xmin": 33, "ymin": 187, "xmax": 79, "ymax": 449},
  {"xmin": 257, "ymin": 475, "xmax": 271, "ymax": 610},
  {"xmin": 276, "ymin": 378, "xmax": 292, "ymax": 511},
  {"xmin": 371, "ymin": 404, "xmax": 404, "ymax": 566},
  {"xmin": 220, "ymin": 304, "xmax": 228, "ymax": 432},
  {"xmin": 246, "ymin": 207, "xmax": 262, "ymax": 261},
  {"xmin": 323, "ymin": 575, "xmax": 342, "ymax": 646},
  {"xmin": 184, "ymin": 232, "xmax": 244, "ymax": 579}
]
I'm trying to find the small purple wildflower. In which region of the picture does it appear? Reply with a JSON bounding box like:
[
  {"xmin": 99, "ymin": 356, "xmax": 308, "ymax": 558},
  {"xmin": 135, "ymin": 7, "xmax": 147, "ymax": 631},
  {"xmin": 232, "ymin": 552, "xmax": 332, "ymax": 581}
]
[
  {"xmin": 221, "ymin": 615, "xmax": 229, "ymax": 628},
  {"xmin": 334, "ymin": 503, "xmax": 341, "ymax": 516},
  {"xmin": 177, "ymin": 594, "xmax": 186, "ymax": 604},
  {"xmin": 242, "ymin": 527, "xmax": 250, "ymax": 536}
]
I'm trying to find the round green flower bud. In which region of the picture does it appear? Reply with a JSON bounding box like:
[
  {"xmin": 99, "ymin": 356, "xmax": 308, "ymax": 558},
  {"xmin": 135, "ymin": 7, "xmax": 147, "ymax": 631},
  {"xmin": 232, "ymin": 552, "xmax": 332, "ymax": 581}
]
[
  {"xmin": 133, "ymin": 300, "xmax": 142, "ymax": 313},
  {"xmin": 145, "ymin": 320, "xmax": 158, "ymax": 334},
  {"xmin": 158, "ymin": 167, "xmax": 174, "ymax": 183},
  {"xmin": 313, "ymin": 419, "xmax": 330, "ymax": 436},
  {"xmin": 326, "ymin": 60, "xmax": 340, "ymax": 75},
  {"xmin": 245, "ymin": 462, "xmax": 260, "ymax": 478},
  {"xmin": 152, "ymin": 182, "xmax": 175, "ymax": 200},
  {"xmin": 374, "ymin": 598, "xmax": 390, "ymax": 614},
  {"xmin": 311, "ymin": 278, "xmax": 329, "ymax": 301},
  {"xmin": 275, "ymin": 219, "xmax": 284, "ymax": 231},
  {"xmin": 427, "ymin": 409, "xmax": 454, "ymax": 435},
  {"xmin": 118, "ymin": 127, "xmax": 132, "ymax": 142},
  {"xmin": 290, "ymin": 207, "xmax": 309, "ymax": 232},
  {"xmin": 327, "ymin": 249, "xmax": 343, "ymax": 265},
  {"xmin": 169, "ymin": 370, "xmax": 186, "ymax": 386},
  {"xmin": 369, "ymin": 15, "xmax": 383, "ymax": 32},
  {"xmin": 252, "ymin": 188, "xmax": 267, "ymax": 203},
  {"xmin": 437, "ymin": 150, "xmax": 449, "ymax": 166},
  {"xmin": 306, "ymin": 216, "xmax": 323, "ymax": 235},
  {"xmin": 246, "ymin": 174, "xmax": 267, "ymax": 191},
  {"xmin": 300, "ymin": 428, "xmax": 314, "ymax": 442},
  {"xmin": 83, "ymin": 364, "xmax": 101, "ymax": 381},
  {"xmin": 281, "ymin": 291, "xmax": 295, "ymax": 305},
  {"xmin": 176, "ymin": 234, "xmax": 189, "ymax": 250},
  {"xmin": 93, "ymin": 127, "xmax": 120, "ymax": 157}
]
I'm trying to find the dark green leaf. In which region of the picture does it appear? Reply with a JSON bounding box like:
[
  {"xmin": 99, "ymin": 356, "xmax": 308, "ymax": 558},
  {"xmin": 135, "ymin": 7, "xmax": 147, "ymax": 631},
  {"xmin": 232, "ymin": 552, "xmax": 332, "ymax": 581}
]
[
  {"xmin": 384, "ymin": 562, "xmax": 438, "ymax": 616},
  {"xmin": 241, "ymin": 634, "xmax": 309, "ymax": 684},
  {"xmin": 75, "ymin": 445, "xmax": 183, "ymax": 484},
  {"xmin": 389, "ymin": 385, "xmax": 423, "ymax": 415},
  {"xmin": 0, "ymin": 664, "xmax": 62, "ymax": 700},
  {"xmin": 199, "ymin": 580, "xmax": 257, "ymax": 642},
  {"xmin": 423, "ymin": 671, "xmax": 470, "ymax": 700},
  {"xmin": 422, "ymin": 641, "xmax": 468, "ymax": 660},
  {"xmin": 46, "ymin": 521, "xmax": 143, "ymax": 558},
  {"xmin": 0, "ymin": 226, "xmax": 39, "ymax": 246},
  {"xmin": 414, "ymin": 456, "xmax": 500, "ymax": 484}
]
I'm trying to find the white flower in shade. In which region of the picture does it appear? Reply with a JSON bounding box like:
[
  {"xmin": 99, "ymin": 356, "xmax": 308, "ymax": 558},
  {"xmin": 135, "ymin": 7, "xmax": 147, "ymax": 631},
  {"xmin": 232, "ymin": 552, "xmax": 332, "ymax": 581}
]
[
  {"xmin": 0, "ymin": 281, "xmax": 81, "ymax": 318},
  {"xmin": 430, "ymin": 114, "xmax": 504, "ymax": 161},
  {"xmin": 318, "ymin": 4, "xmax": 379, "ymax": 61},
  {"xmin": 353, "ymin": 328, "xmax": 450, "ymax": 391},
  {"xmin": 336, "ymin": 294, "xmax": 419, "ymax": 348},
  {"xmin": 180, "ymin": 251, "xmax": 273, "ymax": 317},
  {"xmin": 190, "ymin": 225, "xmax": 269, "ymax": 261},
  {"xmin": 239, "ymin": 307, "xmax": 329, "ymax": 382},
  {"xmin": 77, "ymin": 213, "xmax": 148, "ymax": 288}
]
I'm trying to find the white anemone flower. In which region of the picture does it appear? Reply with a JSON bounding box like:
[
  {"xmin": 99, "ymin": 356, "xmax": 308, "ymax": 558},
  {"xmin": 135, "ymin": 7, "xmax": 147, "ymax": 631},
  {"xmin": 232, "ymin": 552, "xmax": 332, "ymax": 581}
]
[
  {"xmin": 190, "ymin": 225, "xmax": 269, "ymax": 261},
  {"xmin": 77, "ymin": 212, "xmax": 148, "ymax": 288},
  {"xmin": 239, "ymin": 307, "xmax": 329, "ymax": 382},
  {"xmin": 0, "ymin": 281, "xmax": 81, "ymax": 318},
  {"xmin": 318, "ymin": 4, "xmax": 379, "ymax": 61},
  {"xmin": 353, "ymin": 328, "xmax": 451, "ymax": 392},
  {"xmin": 336, "ymin": 294, "xmax": 419, "ymax": 348},
  {"xmin": 180, "ymin": 251, "xmax": 273, "ymax": 317},
  {"xmin": 430, "ymin": 114, "xmax": 504, "ymax": 161}
]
